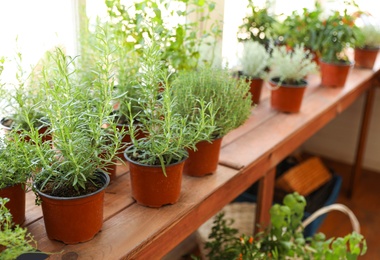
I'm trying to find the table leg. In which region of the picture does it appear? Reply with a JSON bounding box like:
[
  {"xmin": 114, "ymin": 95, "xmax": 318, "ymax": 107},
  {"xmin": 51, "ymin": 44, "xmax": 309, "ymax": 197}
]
[
  {"xmin": 254, "ymin": 167, "xmax": 275, "ymax": 234},
  {"xmin": 347, "ymin": 86, "xmax": 376, "ymax": 198}
]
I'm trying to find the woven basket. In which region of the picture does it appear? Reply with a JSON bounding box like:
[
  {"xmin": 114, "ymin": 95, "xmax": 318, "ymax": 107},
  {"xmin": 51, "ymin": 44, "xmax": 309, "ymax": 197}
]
[
  {"xmin": 196, "ymin": 202, "xmax": 360, "ymax": 259},
  {"xmin": 275, "ymin": 157, "xmax": 332, "ymax": 196}
]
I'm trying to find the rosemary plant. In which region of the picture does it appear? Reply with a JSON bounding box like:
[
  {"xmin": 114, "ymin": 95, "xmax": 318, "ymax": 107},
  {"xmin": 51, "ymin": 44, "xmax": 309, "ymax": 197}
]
[
  {"xmin": 22, "ymin": 27, "xmax": 122, "ymax": 197},
  {"xmin": 171, "ymin": 66, "xmax": 252, "ymax": 138},
  {"xmin": 356, "ymin": 23, "xmax": 380, "ymax": 49},
  {"xmin": 125, "ymin": 41, "xmax": 216, "ymax": 172}
]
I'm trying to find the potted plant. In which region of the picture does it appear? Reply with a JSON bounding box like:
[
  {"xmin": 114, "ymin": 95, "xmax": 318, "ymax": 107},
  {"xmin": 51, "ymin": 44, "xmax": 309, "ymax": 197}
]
[
  {"xmin": 237, "ymin": 0, "xmax": 278, "ymax": 47},
  {"xmin": 123, "ymin": 42, "xmax": 216, "ymax": 207},
  {"xmin": 282, "ymin": 3, "xmax": 324, "ymax": 64},
  {"xmin": 22, "ymin": 38, "xmax": 123, "ymax": 244},
  {"xmin": 171, "ymin": 66, "xmax": 252, "ymax": 177},
  {"xmin": 239, "ymin": 41, "xmax": 271, "ymax": 105},
  {"xmin": 202, "ymin": 193, "xmax": 367, "ymax": 259},
  {"xmin": 354, "ymin": 22, "xmax": 380, "ymax": 69},
  {"xmin": 268, "ymin": 44, "xmax": 318, "ymax": 113},
  {"xmin": 0, "ymin": 198, "xmax": 49, "ymax": 259},
  {"xmin": 0, "ymin": 134, "xmax": 34, "ymax": 226},
  {"xmin": 318, "ymin": 9, "xmax": 362, "ymax": 87}
]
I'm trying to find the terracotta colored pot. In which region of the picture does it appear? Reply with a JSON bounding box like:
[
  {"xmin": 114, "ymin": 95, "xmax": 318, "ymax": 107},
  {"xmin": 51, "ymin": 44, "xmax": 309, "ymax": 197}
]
[
  {"xmin": 354, "ymin": 47, "xmax": 379, "ymax": 69},
  {"xmin": 245, "ymin": 77, "xmax": 264, "ymax": 105},
  {"xmin": 0, "ymin": 183, "xmax": 26, "ymax": 225},
  {"xmin": 269, "ymin": 78, "xmax": 307, "ymax": 113},
  {"xmin": 319, "ymin": 60, "xmax": 353, "ymax": 88},
  {"xmin": 101, "ymin": 161, "xmax": 117, "ymax": 182},
  {"xmin": 124, "ymin": 147, "xmax": 187, "ymax": 207},
  {"xmin": 183, "ymin": 138, "xmax": 223, "ymax": 177},
  {"xmin": 36, "ymin": 171, "xmax": 109, "ymax": 244}
]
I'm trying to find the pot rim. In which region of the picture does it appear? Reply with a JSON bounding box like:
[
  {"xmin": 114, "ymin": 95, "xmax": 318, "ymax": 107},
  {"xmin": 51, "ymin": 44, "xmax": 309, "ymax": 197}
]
[
  {"xmin": 269, "ymin": 77, "xmax": 307, "ymax": 88},
  {"xmin": 355, "ymin": 46, "xmax": 380, "ymax": 51},
  {"xmin": 319, "ymin": 59, "xmax": 354, "ymax": 67},
  {"xmin": 34, "ymin": 169, "xmax": 110, "ymax": 201},
  {"xmin": 124, "ymin": 145, "xmax": 188, "ymax": 168}
]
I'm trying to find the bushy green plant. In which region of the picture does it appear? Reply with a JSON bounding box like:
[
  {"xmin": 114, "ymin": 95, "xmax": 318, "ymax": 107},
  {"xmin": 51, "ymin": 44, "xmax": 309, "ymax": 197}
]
[
  {"xmin": 171, "ymin": 66, "xmax": 252, "ymax": 139},
  {"xmin": 125, "ymin": 41, "xmax": 216, "ymax": 174},
  {"xmin": 356, "ymin": 23, "xmax": 380, "ymax": 49},
  {"xmin": 0, "ymin": 135, "xmax": 34, "ymax": 190},
  {"xmin": 282, "ymin": 3, "xmax": 324, "ymax": 51},
  {"xmin": 204, "ymin": 193, "xmax": 367, "ymax": 260},
  {"xmin": 237, "ymin": 1, "xmax": 278, "ymax": 46},
  {"xmin": 240, "ymin": 41, "xmax": 270, "ymax": 79},
  {"xmin": 22, "ymin": 31, "xmax": 123, "ymax": 197},
  {"xmin": 319, "ymin": 10, "xmax": 362, "ymax": 63},
  {"xmin": 269, "ymin": 44, "xmax": 318, "ymax": 85},
  {"xmin": 105, "ymin": 0, "xmax": 221, "ymax": 72},
  {"xmin": 0, "ymin": 198, "xmax": 38, "ymax": 259}
]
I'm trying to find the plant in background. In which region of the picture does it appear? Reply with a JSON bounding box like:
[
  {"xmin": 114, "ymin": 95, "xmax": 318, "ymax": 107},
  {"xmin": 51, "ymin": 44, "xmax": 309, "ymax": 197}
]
[
  {"xmin": 319, "ymin": 9, "xmax": 362, "ymax": 63},
  {"xmin": 0, "ymin": 198, "xmax": 39, "ymax": 259},
  {"xmin": 355, "ymin": 23, "xmax": 380, "ymax": 49},
  {"xmin": 282, "ymin": 3, "xmax": 324, "ymax": 52},
  {"xmin": 125, "ymin": 40, "xmax": 216, "ymax": 172},
  {"xmin": 171, "ymin": 66, "xmax": 252, "ymax": 139},
  {"xmin": 269, "ymin": 44, "xmax": 318, "ymax": 85},
  {"xmin": 204, "ymin": 193, "xmax": 367, "ymax": 260},
  {"xmin": 237, "ymin": 0, "xmax": 278, "ymax": 47},
  {"xmin": 105, "ymin": 0, "xmax": 221, "ymax": 72},
  {"xmin": 240, "ymin": 41, "xmax": 270, "ymax": 79}
]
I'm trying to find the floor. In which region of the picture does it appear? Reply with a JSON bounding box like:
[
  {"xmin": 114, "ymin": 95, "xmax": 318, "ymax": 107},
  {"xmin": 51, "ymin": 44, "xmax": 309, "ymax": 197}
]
[{"xmin": 318, "ymin": 156, "xmax": 380, "ymax": 259}]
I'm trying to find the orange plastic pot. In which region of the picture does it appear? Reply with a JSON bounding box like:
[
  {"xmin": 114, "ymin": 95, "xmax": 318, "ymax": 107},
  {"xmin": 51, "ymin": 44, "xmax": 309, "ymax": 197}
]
[
  {"xmin": 36, "ymin": 171, "xmax": 109, "ymax": 244},
  {"xmin": 124, "ymin": 147, "xmax": 187, "ymax": 207},
  {"xmin": 183, "ymin": 138, "xmax": 223, "ymax": 177},
  {"xmin": 245, "ymin": 77, "xmax": 264, "ymax": 105},
  {"xmin": 0, "ymin": 183, "xmax": 26, "ymax": 225},
  {"xmin": 269, "ymin": 78, "xmax": 307, "ymax": 113},
  {"xmin": 354, "ymin": 47, "xmax": 379, "ymax": 69},
  {"xmin": 320, "ymin": 60, "xmax": 353, "ymax": 88}
]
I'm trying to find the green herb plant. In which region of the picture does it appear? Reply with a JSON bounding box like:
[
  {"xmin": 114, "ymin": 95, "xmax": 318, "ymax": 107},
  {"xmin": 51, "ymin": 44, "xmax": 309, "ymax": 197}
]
[
  {"xmin": 125, "ymin": 40, "xmax": 216, "ymax": 175},
  {"xmin": 204, "ymin": 193, "xmax": 367, "ymax": 260},
  {"xmin": 355, "ymin": 23, "xmax": 380, "ymax": 49},
  {"xmin": 172, "ymin": 66, "xmax": 252, "ymax": 139},
  {"xmin": 269, "ymin": 44, "xmax": 318, "ymax": 86},
  {"xmin": 237, "ymin": 0, "xmax": 278, "ymax": 47},
  {"xmin": 0, "ymin": 198, "xmax": 38, "ymax": 259},
  {"xmin": 319, "ymin": 8, "xmax": 362, "ymax": 63},
  {"xmin": 22, "ymin": 27, "xmax": 123, "ymax": 198}
]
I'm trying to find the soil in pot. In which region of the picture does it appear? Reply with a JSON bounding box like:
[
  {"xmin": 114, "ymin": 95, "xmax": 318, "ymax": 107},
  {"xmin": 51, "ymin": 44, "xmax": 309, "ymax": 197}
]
[
  {"xmin": 354, "ymin": 47, "xmax": 379, "ymax": 69},
  {"xmin": 35, "ymin": 170, "xmax": 110, "ymax": 244},
  {"xmin": 183, "ymin": 138, "xmax": 223, "ymax": 177},
  {"xmin": 0, "ymin": 183, "xmax": 26, "ymax": 226},
  {"xmin": 124, "ymin": 148, "xmax": 186, "ymax": 208},
  {"xmin": 269, "ymin": 78, "xmax": 307, "ymax": 113}
]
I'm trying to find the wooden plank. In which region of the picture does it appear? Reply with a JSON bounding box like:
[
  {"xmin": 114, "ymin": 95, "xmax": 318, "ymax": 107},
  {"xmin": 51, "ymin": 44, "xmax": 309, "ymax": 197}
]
[{"xmin": 31, "ymin": 165, "xmax": 240, "ymax": 259}]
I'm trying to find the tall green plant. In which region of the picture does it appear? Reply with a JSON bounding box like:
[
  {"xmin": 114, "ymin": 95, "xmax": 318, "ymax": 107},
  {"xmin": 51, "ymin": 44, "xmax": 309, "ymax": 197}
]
[
  {"xmin": 125, "ymin": 41, "xmax": 216, "ymax": 173},
  {"xmin": 23, "ymin": 27, "xmax": 122, "ymax": 197}
]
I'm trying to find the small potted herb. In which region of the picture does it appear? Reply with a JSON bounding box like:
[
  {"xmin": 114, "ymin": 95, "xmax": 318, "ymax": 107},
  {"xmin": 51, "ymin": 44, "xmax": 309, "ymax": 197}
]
[
  {"xmin": 268, "ymin": 44, "xmax": 318, "ymax": 113},
  {"xmin": 354, "ymin": 22, "xmax": 380, "ymax": 69},
  {"xmin": 23, "ymin": 36, "xmax": 123, "ymax": 244},
  {"xmin": 239, "ymin": 41, "xmax": 271, "ymax": 105},
  {"xmin": 123, "ymin": 41, "xmax": 216, "ymax": 207},
  {"xmin": 171, "ymin": 66, "xmax": 252, "ymax": 177},
  {"xmin": 318, "ymin": 7, "xmax": 362, "ymax": 87}
]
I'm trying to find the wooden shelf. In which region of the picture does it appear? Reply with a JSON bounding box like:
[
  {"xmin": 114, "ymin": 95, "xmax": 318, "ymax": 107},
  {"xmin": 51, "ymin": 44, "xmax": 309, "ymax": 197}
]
[{"xmin": 24, "ymin": 65, "xmax": 380, "ymax": 259}]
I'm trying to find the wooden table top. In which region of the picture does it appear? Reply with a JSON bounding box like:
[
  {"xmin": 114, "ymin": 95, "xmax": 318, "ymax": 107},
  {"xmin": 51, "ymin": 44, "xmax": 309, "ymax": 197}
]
[{"xmin": 25, "ymin": 66, "xmax": 379, "ymax": 259}]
